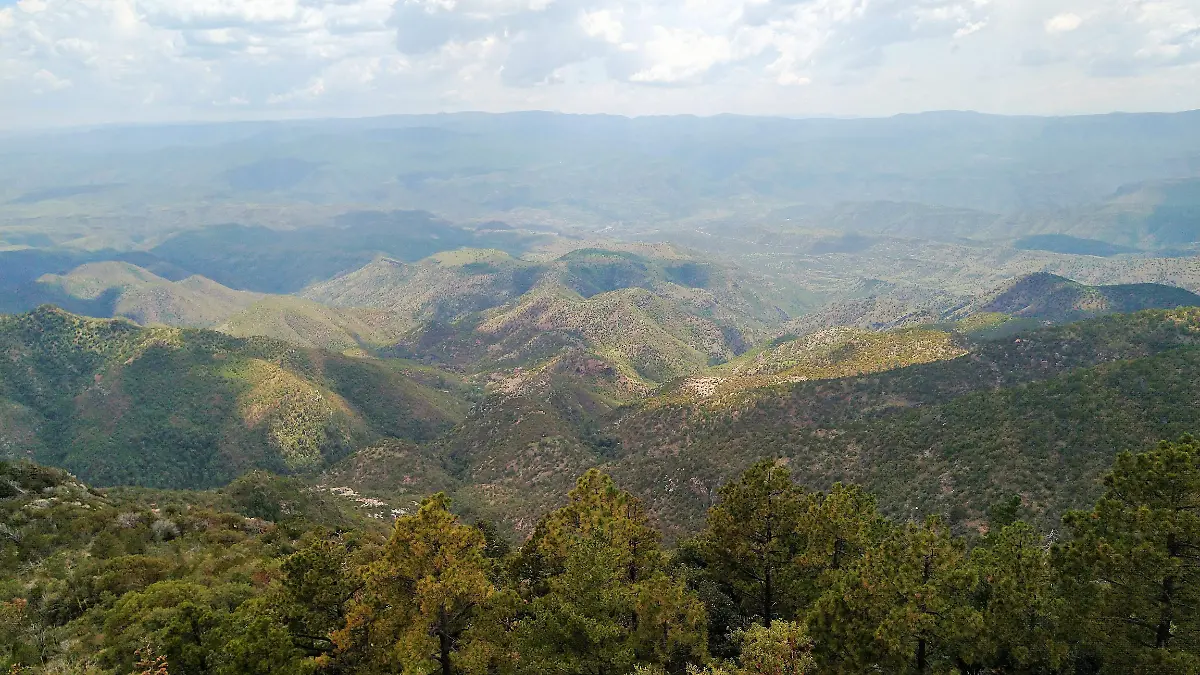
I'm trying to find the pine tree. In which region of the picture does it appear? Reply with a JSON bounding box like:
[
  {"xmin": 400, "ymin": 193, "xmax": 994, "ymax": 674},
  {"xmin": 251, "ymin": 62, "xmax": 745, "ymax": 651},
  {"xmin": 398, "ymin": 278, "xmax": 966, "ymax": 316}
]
[
  {"xmin": 809, "ymin": 517, "xmax": 982, "ymax": 674},
  {"xmin": 1056, "ymin": 436, "xmax": 1200, "ymax": 673},
  {"xmin": 337, "ymin": 494, "xmax": 494, "ymax": 675},
  {"xmin": 280, "ymin": 536, "xmax": 368, "ymax": 663},
  {"xmin": 733, "ymin": 621, "xmax": 816, "ymax": 675},
  {"xmin": 970, "ymin": 522, "xmax": 1069, "ymax": 673},
  {"xmin": 516, "ymin": 470, "xmax": 708, "ymax": 674},
  {"xmin": 796, "ymin": 482, "xmax": 883, "ymax": 592},
  {"xmin": 695, "ymin": 461, "xmax": 809, "ymax": 626}
]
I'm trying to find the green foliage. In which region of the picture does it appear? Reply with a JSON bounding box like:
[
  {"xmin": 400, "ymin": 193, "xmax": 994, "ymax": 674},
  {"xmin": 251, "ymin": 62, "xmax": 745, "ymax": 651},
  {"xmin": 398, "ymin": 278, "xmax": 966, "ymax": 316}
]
[
  {"xmin": 733, "ymin": 621, "xmax": 816, "ymax": 675},
  {"xmin": 693, "ymin": 461, "xmax": 809, "ymax": 626},
  {"xmin": 606, "ymin": 307, "xmax": 1200, "ymax": 538},
  {"xmin": 1056, "ymin": 436, "xmax": 1200, "ymax": 673},
  {"xmin": 334, "ymin": 494, "xmax": 493, "ymax": 675},
  {"xmin": 970, "ymin": 523, "xmax": 1070, "ymax": 673},
  {"xmin": 0, "ymin": 308, "xmax": 463, "ymax": 489},
  {"xmin": 809, "ymin": 517, "xmax": 982, "ymax": 673},
  {"xmin": 6, "ymin": 446, "xmax": 1200, "ymax": 674},
  {"xmin": 516, "ymin": 471, "xmax": 709, "ymax": 675}
]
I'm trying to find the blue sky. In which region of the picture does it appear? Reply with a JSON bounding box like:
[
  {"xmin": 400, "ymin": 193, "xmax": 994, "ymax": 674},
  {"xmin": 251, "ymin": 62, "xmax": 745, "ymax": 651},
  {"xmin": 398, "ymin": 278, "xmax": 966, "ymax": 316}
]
[{"xmin": 1, "ymin": 0, "xmax": 1199, "ymax": 128}]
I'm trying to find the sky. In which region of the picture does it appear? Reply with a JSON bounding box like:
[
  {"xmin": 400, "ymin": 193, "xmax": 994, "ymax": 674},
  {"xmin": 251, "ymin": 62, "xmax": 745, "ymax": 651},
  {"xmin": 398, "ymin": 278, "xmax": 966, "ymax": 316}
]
[{"xmin": 1, "ymin": 0, "xmax": 1199, "ymax": 128}]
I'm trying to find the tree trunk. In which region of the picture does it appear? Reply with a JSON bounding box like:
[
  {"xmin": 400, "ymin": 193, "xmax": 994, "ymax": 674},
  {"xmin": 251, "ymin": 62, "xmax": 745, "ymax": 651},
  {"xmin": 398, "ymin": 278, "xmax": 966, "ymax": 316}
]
[
  {"xmin": 439, "ymin": 608, "xmax": 453, "ymax": 675},
  {"xmin": 763, "ymin": 480, "xmax": 775, "ymax": 627},
  {"xmin": 1156, "ymin": 576, "xmax": 1175, "ymax": 649},
  {"xmin": 916, "ymin": 638, "xmax": 927, "ymax": 674},
  {"xmin": 764, "ymin": 565, "xmax": 773, "ymax": 627},
  {"xmin": 1157, "ymin": 532, "xmax": 1179, "ymax": 649}
]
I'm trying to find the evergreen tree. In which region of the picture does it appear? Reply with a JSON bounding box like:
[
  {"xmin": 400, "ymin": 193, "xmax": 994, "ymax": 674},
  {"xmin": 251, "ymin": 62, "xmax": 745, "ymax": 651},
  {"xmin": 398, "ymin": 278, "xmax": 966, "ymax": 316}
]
[
  {"xmin": 280, "ymin": 536, "xmax": 369, "ymax": 663},
  {"xmin": 526, "ymin": 469, "xmax": 664, "ymax": 584},
  {"xmin": 212, "ymin": 598, "xmax": 314, "ymax": 675},
  {"xmin": 795, "ymin": 482, "xmax": 883, "ymax": 593},
  {"xmin": 336, "ymin": 494, "xmax": 494, "ymax": 675},
  {"xmin": 970, "ymin": 522, "xmax": 1069, "ymax": 674},
  {"xmin": 516, "ymin": 470, "xmax": 708, "ymax": 674},
  {"xmin": 733, "ymin": 621, "xmax": 816, "ymax": 675},
  {"xmin": 1056, "ymin": 436, "xmax": 1200, "ymax": 673},
  {"xmin": 809, "ymin": 517, "xmax": 982, "ymax": 674},
  {"xmin": 695, "ymin": 461, "xmax": 809, "ymax": 626}
]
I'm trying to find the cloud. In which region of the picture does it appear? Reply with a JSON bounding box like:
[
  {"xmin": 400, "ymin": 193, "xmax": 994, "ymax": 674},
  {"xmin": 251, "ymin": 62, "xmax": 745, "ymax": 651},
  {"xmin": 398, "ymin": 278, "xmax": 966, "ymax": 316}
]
[
  {"xmin": 32, "ymin": 67, "xmax": 71, "ymax": 91},
  {"xmin": 580, "ymin": 9, "xmax": 623, "ymax": 44},
  {"xmin": 629, "ymin": 27, "xmax": 733, "ymax": 84},
  {"xmin": 0, "ymin": 0, "xmax": 1198, "ymax": 127},
  {"xmin": 1044, "ymin": 12, "xmax": 1081, "ymax": 34}
]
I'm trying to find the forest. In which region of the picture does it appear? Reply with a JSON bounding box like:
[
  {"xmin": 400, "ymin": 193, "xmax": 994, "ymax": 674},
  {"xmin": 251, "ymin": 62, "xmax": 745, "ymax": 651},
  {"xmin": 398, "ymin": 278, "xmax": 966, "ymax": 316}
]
[{"xmin": 4, "ymin": 434, "xmax": 1198, "ymax": 675}]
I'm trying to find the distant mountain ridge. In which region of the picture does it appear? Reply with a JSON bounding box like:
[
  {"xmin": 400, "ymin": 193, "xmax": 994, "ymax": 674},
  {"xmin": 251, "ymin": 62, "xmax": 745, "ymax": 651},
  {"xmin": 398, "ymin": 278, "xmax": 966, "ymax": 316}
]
[
  {"xmin": 0, "ymin": 260, "xmax": 406, "ymax": 355},
  {"xmin": 954, "ymin": 272, "xmax": 1200, "ymax": 323},
  {"xmin": 309, "ymin": 246, "xmax": 803, "ymax": 386},
  {"xmin": 785, "ymin": 272, "xmax": 1200, "ymax": 338}
]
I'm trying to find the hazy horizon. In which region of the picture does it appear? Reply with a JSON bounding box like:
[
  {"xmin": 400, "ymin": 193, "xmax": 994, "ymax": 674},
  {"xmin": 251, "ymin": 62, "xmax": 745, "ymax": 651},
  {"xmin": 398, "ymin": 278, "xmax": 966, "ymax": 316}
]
[
  {"xmin": 7, "ymin": 106, "xmax": 1200, "ymax": 135},
  {"xmin": 3, "ymin": 0, "xmax": 1200, "ymax": 128}
]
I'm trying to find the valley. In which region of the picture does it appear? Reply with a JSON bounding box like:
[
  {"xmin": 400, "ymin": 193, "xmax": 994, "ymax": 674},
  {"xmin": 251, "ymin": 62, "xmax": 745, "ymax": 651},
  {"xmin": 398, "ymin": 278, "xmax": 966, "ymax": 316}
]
[{"xmin": 3, "ymin": 110, "xmax": 1200, "ymax": 675}]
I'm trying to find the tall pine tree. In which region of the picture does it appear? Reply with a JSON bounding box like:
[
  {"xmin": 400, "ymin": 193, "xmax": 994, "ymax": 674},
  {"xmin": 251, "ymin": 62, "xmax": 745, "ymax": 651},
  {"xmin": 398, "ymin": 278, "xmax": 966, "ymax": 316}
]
[
  {"xmin": 515, "ymin": 470, "xmax": 708, "ymax": 675},
  {"xmin": 1057, "ymin": 436, "xmax": 1200, "ymax": 673},
  {"xmin": 695, "ymin": 461, "xmax": 809, "ymax": 627},
  {"xmin": 335, "ymin": 494, "xmax": 494, "ymax": 675}
]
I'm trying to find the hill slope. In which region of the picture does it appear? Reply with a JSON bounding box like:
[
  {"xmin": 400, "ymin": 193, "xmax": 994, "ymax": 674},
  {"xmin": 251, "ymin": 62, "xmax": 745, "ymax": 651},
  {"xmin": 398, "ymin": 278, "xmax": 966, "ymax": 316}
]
[
  {"xmin": 431, "ymin": 308, "xmax": 1200, "ymax": 536},
  {"xmin": 0, "ymin": 261, "xmax": 408, "ymax": 355},
  {"xmin": 956, "ymin": 271, "xmax": 1200, "ymax": 323},
  {"xmin": 311, "ymin": 247, "xmax": 801, "ymax": 387},
  {"xmin": 603, "ymin": 308, "xmax": 1200, "ymax": 537},
  {"xmin": 784, "ymin": 273, "xmax": 1200, "ymax": 338},
  {"xmin": 0, "ymin": 308, "xmax": 467, "ymax": 489},
  {"xmin": 0, "ymin": 261, "xmax": 261, "ymax": 327}
]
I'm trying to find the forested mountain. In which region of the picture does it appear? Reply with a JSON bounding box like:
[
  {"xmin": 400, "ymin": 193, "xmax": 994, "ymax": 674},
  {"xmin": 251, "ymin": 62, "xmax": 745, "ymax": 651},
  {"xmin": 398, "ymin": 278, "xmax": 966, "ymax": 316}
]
[
  {"xmin": 954, "ymin": 272, "xmax": 1200, "ymax": 323},
  {"xmin": 782, "ymin": 272, "xmax": 1200, "ymax": 338},
  {"xmin": 0, "ymin": 261, "xmax": 262, "ymax": 327},
  {"xmin": 307, "ymin": 247, "xmax": 802, "ymax": 387},
  {"xmin": 0, "ymin": 308, "xmax": 465, "ymax": 489}
]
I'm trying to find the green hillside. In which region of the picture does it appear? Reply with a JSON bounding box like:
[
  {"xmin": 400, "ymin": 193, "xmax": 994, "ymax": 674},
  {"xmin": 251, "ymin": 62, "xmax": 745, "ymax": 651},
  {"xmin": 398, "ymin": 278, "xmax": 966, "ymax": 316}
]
[
  {"xmin": 216, "ymin": 297, "xmax": 401, "ymax": 356},
  {"xmin": 604, "ymin": 308, "xmax": 1200, "ymax": 537},
  {"xmin": 0, "ymin": 260, "xmax": 413, "ymax": 356},
  {"xmin": 301, "ymin": 250, "xmax": 547, "ymax": 332},
  {"xmin": 421, "ymin": 308, "xmax": 1200, "ymax": 536},
  {"xmin": 0, "ymin": 261, "xmax": 261, "ymax": 327},
  {"xmin": 312, "ymin": 247, "xmax": 802, "ymax": 387},
  {"xmin": 9, "ymin": 438, "xmax": 1200, "ymax": 675},
  {"xmin": 0, "ymin": 308, "xmax": 466, "ymax": 489},
  {"xmin": 308, "ymin": 247, "xmax": 799, "ymax": 344},
  {"xmin": 958, "ymin": 271, "xmax": 1200, "ymax": 323},
  {"xmin": 782, "ymin": 272, "xmax": 1200, "ymax": 340}
]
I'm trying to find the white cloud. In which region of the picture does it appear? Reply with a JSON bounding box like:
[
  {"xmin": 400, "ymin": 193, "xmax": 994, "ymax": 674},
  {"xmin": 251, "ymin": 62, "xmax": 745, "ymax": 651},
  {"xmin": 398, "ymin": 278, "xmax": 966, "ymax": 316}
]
[
  {"xmin": 32, "ymin": 67, "xmax": 71, "ymax": 91},
  {"xmin": 955, "ymin": 21, "xmax": 987, "ymax": 38},
  {"xmin": 1045, "ymin": 12, "xmax": 1082, "ymax": 34},
  {"xmin": 580, "ymin": 9, "xmax": 623, "ymax": 44},
  {"xmin": 630, "ymin": 27, "xmax": 732, "ymax": 83},
  {"xmin": 139, "ymin": 0, "xmax": 305, "ymax": 29},
  {"xmin": 0, "ymin": 0, "xmax": 1198, "ymax": 127},
  {"xmin": 17, "ymin": 0, "xmax": 49, "ymax": 15}
]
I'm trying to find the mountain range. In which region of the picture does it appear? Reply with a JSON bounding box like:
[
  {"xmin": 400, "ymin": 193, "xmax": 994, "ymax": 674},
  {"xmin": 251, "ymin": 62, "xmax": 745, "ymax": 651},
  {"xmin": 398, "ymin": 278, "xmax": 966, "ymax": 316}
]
[
  {"xmin": 3, "ymin": 110, "xmax": 1200, "ymax": 550},
  {"xmin": 3, "ymin": 258, "xmax": 1197, "ymax": 538}
]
